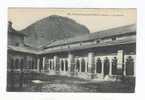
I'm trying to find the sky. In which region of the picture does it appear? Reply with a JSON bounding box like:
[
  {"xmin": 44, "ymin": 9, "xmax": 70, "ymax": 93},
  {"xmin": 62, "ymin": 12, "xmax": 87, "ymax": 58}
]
[{"xmin": 8, "ymin": 8, "xmax": 136, "ymax": 33}]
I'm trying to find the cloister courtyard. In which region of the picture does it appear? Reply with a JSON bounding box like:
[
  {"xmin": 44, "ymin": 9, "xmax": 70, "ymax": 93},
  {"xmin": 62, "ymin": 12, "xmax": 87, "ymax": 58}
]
[{"xmin": 7, "ymin": 71, "xmax": 135, "ymax": 92}]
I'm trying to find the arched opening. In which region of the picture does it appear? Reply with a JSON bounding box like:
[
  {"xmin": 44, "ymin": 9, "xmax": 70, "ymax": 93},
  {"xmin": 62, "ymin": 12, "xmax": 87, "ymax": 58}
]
[
  {"xmin": 52, "ymin": 61, "xmax": 54, "ymax": 70},
  {"xmin": 126, "ymin": 56, "xmax": 134, "ymax": 75},
  {"xmin": 50, "ymin": 61, "xmax": 52, "ymax": 70},
  {"xmin": 28, "ymin": 60, "xmax": 32, "ymax": 69},
  {"xmin": 86, "ymin": 62, "xmax": 88, "ymax": 72},
  {"xmin": 103, "ymin": 57, "xmax": 110, "ymax": 76},
  {"xmin": 61, "ymin": 60, "xmax": 64, "ymax": 71},
  {"xmin": 39, "ymin": 58, "xmax": 43, "ymax": 71},
  {"xmin": 96, "ymin": 58, "xmax": 102, "ymax": 73},
  {"xmin": 81, "ymin": 59, "xmax": 85, "ymax": 72},
  {"xmin": 10, "ymin": 59, "xmax": 14, "ymax": 69},
  {"xmin": 46, "ymin": 59, "xmax": 49, "ymax": 70},
  {"xmin": 20, "ymin": 59, "xmax": 24, "ymax": 71},
  {"xmin": 112, "ymin": 57, "xmax": 117, "ymax": 75},
  {"xmin": 34, "ymin": 59, "xmax": 37, "ymax": 69},
  {"xmin": 76, "ymin": 59, "xmax": 80, "ymax": 72},
  {"xmin": 65, "ymin": 60, "xmax": 68, "ymax": 71},
  {"xmin": 15, "ymin": 59, "xmax": 19, "ymax": 69},
  {"xmin": 32, "ymin": 60, "xmax": 35, "ymax": 69}
]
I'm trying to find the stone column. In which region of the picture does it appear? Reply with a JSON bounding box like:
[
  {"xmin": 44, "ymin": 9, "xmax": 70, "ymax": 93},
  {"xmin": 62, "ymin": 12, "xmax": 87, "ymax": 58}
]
[
  {"xmin": 68, "ymin": 53, "xmax": 74, "ymax": 72},
  {"xmin": 123, "ymin": 56, "xmax": 126, "ymax": 76},
  {"xmin": 109, "ymin": 57, "xmax": 112, "ymax": 76},
  {"xmin": 88, "ymin": 52, "xmax": 95, "ymax": 73},
  {"xmin": 117, "ymin": 50, "xmax": 124, "ymax": 75},
  {"xmin": 94, "ymin": 58, "xmax": 97, "ymax": 74},
  {"xmin": 101, "ymin": 58, "xmax": 104, "ymax": 76},
  {"xmin": 54, "ymin": 56, "xmax": 59, "ymax": 71},
  {"xmin": 63, "ymin": 59, "xmax": 66, "ymax": 72},
  {"xmin": 123, "ymin": 63, "xmax": 126, "ymax": 76},
  {"xmin": 133, "ymin": 55, "xmax": 135, "ymax": 77},
  {"xmin": 51, "ymin": 59, "xmax": 53, "ymax": 70},
  {"xmin": 37, "ymin": 58, "xmax": 40, "ymax": 72},
  {"xmin": 42, "ymin": 57, "xmax": 46, "ymax": 71}
]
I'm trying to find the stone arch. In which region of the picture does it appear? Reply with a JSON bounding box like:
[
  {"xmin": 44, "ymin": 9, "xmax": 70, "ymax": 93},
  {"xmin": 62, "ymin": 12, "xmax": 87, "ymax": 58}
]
[
  {"xmin": 96, "ymin": 58, "xmax": 102, "ymax": 73},
  {"xmin": 81, "ymin": 58, "xmax": 85, "ymax": 72}
]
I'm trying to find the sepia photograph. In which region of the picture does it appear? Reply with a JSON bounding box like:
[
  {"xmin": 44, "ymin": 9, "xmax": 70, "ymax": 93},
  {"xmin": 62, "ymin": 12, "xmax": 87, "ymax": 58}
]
[{"xmin": 7, "ymin": 8, "xmax": 136, "ymax": 92}]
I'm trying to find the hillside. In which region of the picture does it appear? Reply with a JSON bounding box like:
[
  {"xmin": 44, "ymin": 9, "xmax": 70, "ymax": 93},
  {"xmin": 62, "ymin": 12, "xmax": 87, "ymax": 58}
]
[{"xmin": 21, "ymin": 15, "xmax": 90, "ymax": 48}]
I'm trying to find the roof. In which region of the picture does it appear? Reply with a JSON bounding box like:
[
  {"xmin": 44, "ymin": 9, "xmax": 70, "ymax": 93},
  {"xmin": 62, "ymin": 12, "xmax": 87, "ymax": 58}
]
[
  {"xmin": 40, "ymin": 36, "xmax": 136, "ymax": 54},
  {"xmin": 42, "ymin": 24, "xmax": 136, "ymax": 49},
  {"xmin": 8, "ymin": 45, "xmax": 39, "ymax": 54},
  {"xmin": 8, "ymin": 24, "xmax": 136, "ymax": 55},
  {"xmin": 8, "ymin": 34, "xmax": 136, "ymax": 55}
]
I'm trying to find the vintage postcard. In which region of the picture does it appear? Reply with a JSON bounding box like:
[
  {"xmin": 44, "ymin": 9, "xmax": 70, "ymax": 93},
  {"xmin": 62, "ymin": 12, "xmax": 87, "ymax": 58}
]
[{"xmin": 7, "ymin": 8, "xmax": 136, "ymax": 92}]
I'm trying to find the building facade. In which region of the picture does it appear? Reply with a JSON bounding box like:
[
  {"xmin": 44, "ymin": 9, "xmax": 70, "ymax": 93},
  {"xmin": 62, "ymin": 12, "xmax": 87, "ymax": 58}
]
[{"xmin": 7, "ymin": 22, "xmax": 136, "ymax": 80}]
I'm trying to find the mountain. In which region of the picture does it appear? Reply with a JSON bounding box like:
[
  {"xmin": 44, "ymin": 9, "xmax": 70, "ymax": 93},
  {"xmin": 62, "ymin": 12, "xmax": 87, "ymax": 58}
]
[{"xmin": 21, "ymin": 15, "xmax": 90, "ymax": 48}]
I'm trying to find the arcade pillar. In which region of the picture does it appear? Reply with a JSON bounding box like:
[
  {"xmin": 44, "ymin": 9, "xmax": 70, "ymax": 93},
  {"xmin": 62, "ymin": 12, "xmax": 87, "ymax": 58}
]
[
  {"xmin": 88, "ymin": 52, "xmax": 95, "ymax": 73},
  {"xmin": 68, "ymin": 53, "xmax": 74, "ymax": 72}
]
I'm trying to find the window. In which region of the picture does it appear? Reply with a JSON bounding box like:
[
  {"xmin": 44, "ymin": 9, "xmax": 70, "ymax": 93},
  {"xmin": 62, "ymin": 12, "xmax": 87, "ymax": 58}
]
[{"xmin": 112, "ymin": 37, "xmax": 116, "ymax": 41}]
